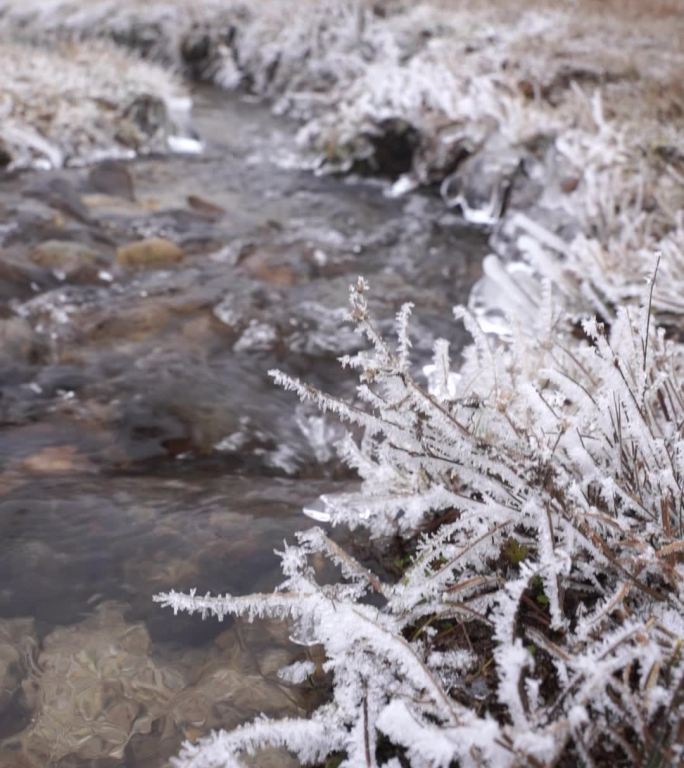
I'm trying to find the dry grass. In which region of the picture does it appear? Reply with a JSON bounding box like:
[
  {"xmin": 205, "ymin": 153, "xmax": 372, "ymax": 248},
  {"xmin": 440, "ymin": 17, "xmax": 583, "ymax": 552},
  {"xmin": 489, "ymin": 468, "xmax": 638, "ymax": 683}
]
[
  {"xmin": 394, "ymin": 0, "xmax": 684, "ymax": 141},
  {"xmin": 416, "ymin": 0, "xmax": 684, "ymax": 38},
  {"xmin": 422, "ymin": 0, "xmax": 684, "ymax": 16},
  {"xmin": 572, "ymin": 0, "xmax": 684, "ymax": 17}
]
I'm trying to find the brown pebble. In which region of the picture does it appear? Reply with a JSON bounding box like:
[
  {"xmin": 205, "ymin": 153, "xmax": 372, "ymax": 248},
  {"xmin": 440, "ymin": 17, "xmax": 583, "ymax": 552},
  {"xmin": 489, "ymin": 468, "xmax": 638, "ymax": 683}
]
[
  {"xmin": 238, "ymin": 246, "xmax": 298, "ymax": 286},
  {"xmin": 116, "ymin": 237, "xmax": 184, "ymax": 269},
  {"xmin": 187, "ymin": 195, "xmax": 226, "ymax": 218},
  {"xmin": 560, "ymin": 176, "xmax": 581, "ymax": 194},
  {"xmin": 30, "ymin": 240, "xmax": 100, "ymax": 274}
]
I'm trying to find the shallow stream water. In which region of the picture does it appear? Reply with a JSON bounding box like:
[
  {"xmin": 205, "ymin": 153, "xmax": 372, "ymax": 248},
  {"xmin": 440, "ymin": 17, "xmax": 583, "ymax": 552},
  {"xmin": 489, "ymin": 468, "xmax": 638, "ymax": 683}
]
[{"xmin": 0, "ymin": 87, "xmax": 486, "ymax": 766}]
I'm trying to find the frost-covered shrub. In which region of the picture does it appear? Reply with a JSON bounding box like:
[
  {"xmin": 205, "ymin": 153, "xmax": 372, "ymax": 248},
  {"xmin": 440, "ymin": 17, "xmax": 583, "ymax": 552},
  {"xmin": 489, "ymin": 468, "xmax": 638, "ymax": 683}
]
[
  {"xmin": 485, "ymin": 92, "xmax": 684, "ymax": 327},
  {"xmin": 157, "ymin": 276, "xmax": 684, "ymax": 768}
]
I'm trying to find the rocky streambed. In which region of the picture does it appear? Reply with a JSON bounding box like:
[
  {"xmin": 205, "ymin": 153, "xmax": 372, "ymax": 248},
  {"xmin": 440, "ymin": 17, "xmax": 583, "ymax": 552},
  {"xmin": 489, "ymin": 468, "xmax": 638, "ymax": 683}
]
[{"xmin": 0, "ymin": 86, "xmax": 486, "ymax": 766}]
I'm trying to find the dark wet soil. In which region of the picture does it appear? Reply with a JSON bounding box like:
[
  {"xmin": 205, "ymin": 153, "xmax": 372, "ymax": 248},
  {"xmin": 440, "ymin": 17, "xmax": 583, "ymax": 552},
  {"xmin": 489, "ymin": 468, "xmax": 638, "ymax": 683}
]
[{"xmin": 0, "ymin": 86, "xmax": 486, "ymax": 766}]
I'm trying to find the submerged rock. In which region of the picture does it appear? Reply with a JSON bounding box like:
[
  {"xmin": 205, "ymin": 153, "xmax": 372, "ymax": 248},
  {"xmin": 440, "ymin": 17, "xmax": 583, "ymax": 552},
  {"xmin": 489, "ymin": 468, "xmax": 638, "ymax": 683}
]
[
  {"xmin": 29, "ymin": 240, "xmax": 105, "ymax": 282},
  {"xmin": 0, "ymin": 317, "xmax": 43, "ymax": 364},
  {"xmin": 0, "ymin": 603, "xmax": 307, "ymax": 766},
  {"xmin": 19, "ymin": 445, "xmax": 95, "ymax": 475},
  {"xmin": 116, "ymin": 237, "xmax": 185, "ymax": 269},
  {"xmin": 24, "ymin": 177, "xmax": 92, "ymax": 224},
  {"xmin": 12, "ymin": 604, "xmax": 155, "ymax": 763},
  {"xmin": 0, "ymin": 618, "xmax": 35, "ymax": 718},
  {"xmin": 87, "ymin": 160, "xmax": 136, "ymax": 201}
]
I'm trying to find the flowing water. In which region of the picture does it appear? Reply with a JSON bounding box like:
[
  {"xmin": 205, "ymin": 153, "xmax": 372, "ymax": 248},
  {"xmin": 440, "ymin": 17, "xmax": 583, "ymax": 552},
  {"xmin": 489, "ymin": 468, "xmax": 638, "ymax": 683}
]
[{"xmin": 0, "ymin": 87, "xmax": 487, "ymax": 766}]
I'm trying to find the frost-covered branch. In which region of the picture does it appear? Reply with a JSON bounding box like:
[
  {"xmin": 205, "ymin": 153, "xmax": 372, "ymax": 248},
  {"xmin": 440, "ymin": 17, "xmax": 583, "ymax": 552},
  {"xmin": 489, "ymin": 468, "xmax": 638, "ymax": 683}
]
[{"xmin": 158, "ymin": 273, "xmax": 683, "ymax": 767}]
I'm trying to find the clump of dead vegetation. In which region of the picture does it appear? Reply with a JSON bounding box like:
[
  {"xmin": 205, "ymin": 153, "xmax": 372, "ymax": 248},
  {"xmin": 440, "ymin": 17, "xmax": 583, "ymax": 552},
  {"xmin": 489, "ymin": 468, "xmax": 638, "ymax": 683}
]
[{"xmin": 159, "ymin": 269, "xmax": 684, "ymax": 767}]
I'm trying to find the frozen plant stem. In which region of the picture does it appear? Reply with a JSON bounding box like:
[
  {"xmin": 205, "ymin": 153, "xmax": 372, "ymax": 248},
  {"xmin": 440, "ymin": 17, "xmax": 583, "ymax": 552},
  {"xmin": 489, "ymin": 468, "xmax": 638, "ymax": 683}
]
[{"xmin": 158, "ymin": 273, "xmax": 684, "ymax": 768}]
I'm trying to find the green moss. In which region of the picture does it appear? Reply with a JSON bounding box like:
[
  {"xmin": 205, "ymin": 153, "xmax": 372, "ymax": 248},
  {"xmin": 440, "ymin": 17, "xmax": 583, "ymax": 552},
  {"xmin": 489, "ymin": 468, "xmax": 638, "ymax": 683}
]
[{"xmin": 503, "ymin": 538, "xmax": 529, "ymax": 565}]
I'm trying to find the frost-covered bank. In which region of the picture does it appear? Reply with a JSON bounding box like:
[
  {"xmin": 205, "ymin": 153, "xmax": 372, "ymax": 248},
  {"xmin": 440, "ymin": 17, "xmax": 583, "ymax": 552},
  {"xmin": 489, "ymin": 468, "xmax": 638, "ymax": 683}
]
[{"xmin": 0, "ymin": 39, "xmax": 192, "ymax": 169}]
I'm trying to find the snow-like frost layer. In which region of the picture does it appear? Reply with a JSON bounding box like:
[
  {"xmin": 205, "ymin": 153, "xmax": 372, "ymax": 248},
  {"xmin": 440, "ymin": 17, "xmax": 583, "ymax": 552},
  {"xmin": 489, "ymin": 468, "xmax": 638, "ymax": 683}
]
[{"xmin": 0, "ymin": 39, "xmax": 192, "ymax": 169}]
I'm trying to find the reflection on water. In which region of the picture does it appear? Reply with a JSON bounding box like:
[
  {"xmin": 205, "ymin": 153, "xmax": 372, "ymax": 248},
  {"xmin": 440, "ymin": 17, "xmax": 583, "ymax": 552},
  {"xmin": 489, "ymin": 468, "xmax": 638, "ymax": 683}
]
[
  {"xmin": 0, "ymin": 87, "xmax": 485, "ymax": 765},
  {"xmin": 0, "ymin": 473, "xmax": 332, "ymax": 632}
]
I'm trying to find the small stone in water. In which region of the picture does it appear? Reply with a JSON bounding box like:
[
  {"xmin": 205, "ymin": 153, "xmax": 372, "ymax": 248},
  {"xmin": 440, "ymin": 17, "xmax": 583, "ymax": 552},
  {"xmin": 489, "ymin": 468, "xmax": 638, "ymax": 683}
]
[
  {"xmin": 29, "ymin": 240, "xmax": 100, "ymax": 278},
  {"xmin": 87, "ymin": 160, "xmax": 135, "ymax": 201},
  {"xmin": 2, "ymin": 603, "xmax": 304, "ymax": 766},
  {"xmin": 20, "ymin": 445, "xmax": 92, "ymax": 474},
  {"xmin": 187, "ymin": 194, "xmax": 226, "ymax": 218},
  {"xmin": 0, "ymin": 318, "xmax": 42, "ymax": 363},
  {"xmin": 116, "ymin": 237, "xmax": 184, "ymax": 269}
]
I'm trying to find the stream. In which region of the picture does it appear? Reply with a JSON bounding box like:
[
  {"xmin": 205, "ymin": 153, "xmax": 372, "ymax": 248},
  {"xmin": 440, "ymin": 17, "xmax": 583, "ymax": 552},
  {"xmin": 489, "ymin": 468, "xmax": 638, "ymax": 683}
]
[{"xmin": 0, "ymin": 86, "xmax": 486, "ymax": 766}]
